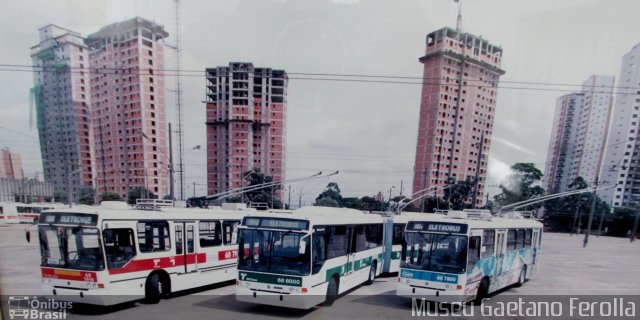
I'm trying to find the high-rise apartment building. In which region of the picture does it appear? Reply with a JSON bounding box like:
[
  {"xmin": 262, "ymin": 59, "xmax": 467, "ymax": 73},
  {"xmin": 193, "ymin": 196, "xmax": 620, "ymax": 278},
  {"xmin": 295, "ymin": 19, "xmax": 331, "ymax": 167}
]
[
  {"xmin": 599, "ymin": 44, "xmax": 640, "ymax": 208},
  {"xmin": 205, "ymin": 62, "xmax": 287, "ymax": 199},
  {"xmin": 544, "ymin": 75, "xmax": 615, "ymax": 194},
  {"xmin": 30, "ymin": 25, "xmax": 94, "ymax": 201},
  {"xmin": 0, "ymin": 148, "xmax": 23, "ymax": 180},
  {"xmin": 412, "ymin": 27, "xmax": 505, "ymax": 207},
  {"xmin": 86, "ymin": 17, "xmax": 169, "ymax": 199}
]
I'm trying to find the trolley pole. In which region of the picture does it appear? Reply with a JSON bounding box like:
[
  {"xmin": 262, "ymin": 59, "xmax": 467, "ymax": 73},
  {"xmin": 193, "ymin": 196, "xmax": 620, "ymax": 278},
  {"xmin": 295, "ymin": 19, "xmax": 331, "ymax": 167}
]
[{"xmin": 583, "ymin": 179, "xmax": 598, "ymax": 247}]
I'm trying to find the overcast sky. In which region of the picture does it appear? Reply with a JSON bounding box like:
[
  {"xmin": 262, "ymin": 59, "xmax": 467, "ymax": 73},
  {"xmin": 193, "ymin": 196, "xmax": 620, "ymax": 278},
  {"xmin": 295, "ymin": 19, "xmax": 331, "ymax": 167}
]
[{"xmin": 1, "ymin": 0, "xmax": 639, "ymax": 205}]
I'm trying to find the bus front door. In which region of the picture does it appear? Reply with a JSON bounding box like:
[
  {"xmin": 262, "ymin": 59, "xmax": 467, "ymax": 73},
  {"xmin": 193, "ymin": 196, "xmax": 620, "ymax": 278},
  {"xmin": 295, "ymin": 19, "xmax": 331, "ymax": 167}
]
[{"xmin": 495, "ymin": 230, "xmax": 507, "ymax": 279}]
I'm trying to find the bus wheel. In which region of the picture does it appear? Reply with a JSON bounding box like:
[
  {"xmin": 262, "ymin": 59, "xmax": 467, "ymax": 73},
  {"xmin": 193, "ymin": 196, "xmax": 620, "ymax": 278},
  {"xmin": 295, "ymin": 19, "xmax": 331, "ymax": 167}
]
[
  {"xmin": 144, "ymin": 274, "xmax": 162, "ymax": 304},
  {"xmin": 515, "ymin": 266, "xmax": 527, "ymax": 287},
  {"xmin": 324, "ymin": 277, "xmax": 338, "ymax": 306},
  {"xmin": 473, "ymin": 278, "xmax": 489, "ymax": 305},
  {"xmin": 365, "ymin": 262, "xmax": 377, "ymax": 285}
]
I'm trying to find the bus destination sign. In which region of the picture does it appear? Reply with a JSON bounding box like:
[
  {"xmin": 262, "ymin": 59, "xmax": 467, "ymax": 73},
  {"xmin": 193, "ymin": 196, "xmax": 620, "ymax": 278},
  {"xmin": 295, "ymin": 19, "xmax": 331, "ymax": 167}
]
[
  {"xmin": 407, "ymin": 221, "xmax": 467, "ymax": 234},
  {"xmin": 39, "ymin": 213, "xmax": 98, "ymax": 226},
  {"xmin": 243, "ymin": 217, "xmax": 309, "ymax": 231}
]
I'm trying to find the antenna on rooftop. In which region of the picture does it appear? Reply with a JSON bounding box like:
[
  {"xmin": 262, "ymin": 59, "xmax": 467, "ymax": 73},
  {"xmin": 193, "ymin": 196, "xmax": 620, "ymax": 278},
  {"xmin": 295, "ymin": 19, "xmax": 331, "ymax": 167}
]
[{"xmin": 455, "ymin": 0, "xmax": 463, "ymax": 33}]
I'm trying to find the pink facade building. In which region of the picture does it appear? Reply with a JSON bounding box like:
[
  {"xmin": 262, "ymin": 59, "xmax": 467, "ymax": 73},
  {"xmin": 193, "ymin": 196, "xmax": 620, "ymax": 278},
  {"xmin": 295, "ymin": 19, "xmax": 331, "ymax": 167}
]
[
  {"xmin": 30, "ymin": 25, "xmax": 95, "ymax": 201},
  {"xmin": 205, "ymin": 63, "xmax": 287, "ymax": 200},
  {"xmin": 0, "ymin": 148, "xmax": 23, "ymax": 180},
  {"xmin": 86, "ymin": 17, "xmax": 169, "ymax": 199},
  {"xmin": 412, "ymin": 27, "xmax": 505, "ymax": 208}
]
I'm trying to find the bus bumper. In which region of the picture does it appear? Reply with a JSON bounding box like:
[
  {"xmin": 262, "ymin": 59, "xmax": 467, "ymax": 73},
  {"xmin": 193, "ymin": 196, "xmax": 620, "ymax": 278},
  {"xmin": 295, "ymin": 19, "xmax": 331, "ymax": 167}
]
[
  {"xmin": 42, "ymin": 283, "xmax": 140, "ymax": 306},
  {"xmin": 236, "ymin": 286, "xmax": 325, "ymax": 309},
  {"xmin": 396, "ymin": 283, "xmax": 467, "ymax": 304}
]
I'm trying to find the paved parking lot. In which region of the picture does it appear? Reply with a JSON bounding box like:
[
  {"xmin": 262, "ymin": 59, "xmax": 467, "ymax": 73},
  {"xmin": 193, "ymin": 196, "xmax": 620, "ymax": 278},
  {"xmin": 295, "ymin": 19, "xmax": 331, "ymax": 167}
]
[{"xmin": 1, "ymin": 224, "xmax": 639, "ymax": 319}]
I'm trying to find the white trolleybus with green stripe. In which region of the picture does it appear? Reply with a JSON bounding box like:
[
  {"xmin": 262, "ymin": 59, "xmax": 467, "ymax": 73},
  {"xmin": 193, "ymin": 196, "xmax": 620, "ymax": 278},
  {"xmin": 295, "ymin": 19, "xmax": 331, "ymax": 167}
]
[
  {"xmin": 397, "ymin": 210, "xmax": 543, "ymax": 303},
  {"xmin": 235, "ymin": 206, "xmax": 386, "ymax": 309}
]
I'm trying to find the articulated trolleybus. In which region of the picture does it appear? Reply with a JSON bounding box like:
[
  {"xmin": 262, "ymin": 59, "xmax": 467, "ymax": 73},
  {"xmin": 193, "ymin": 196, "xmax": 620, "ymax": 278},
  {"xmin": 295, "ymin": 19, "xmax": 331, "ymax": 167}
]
[
  {"xmin": 35, "ymin": 201, "xmax": 253, "ymax": 305},
  {"xmin": 397, "ymin": 210, "xmax": 542, "ymax": 303},
  {"xmin": 236, "ymin": 206, "xmax": 385, "ymax": 309}
]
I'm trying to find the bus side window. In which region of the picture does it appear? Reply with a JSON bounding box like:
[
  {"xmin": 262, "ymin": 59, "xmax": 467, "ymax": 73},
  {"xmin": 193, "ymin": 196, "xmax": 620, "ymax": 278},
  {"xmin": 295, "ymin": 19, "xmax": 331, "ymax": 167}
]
[
  {"xmin": 517, "ymin": 229, "xmax": 525, "ymax": 249},
  {"xmin": 199, "ymin": 221, "xmax": 222, "ymax": 247},
  {"xmin": 327, "ymin": 226, "xmax": 347, "ymax": 259},
  {"xmin": 468, "ymin": 236, "xmax": 481, "ymax": 270},
  {"xmin": 312, "ymin": 232, "xmax": 326, "ymax": 274},
  {"xmin": 223, "ymin": 220, "xmax": 240, "ymax": 245},
  {"xmin": 137, "ymin": 221, "xmax": 171, "ymax": 253},
  {"xmin": 175, "ymin": 225, "xmax": 183, "ymax": 255},
  {"xmin": 481, "ymin": 230, "xmax": 495, "ymax": 258},
  {"xmin": 366, "ymin": 224, "xmax": 383, "ymax": 249},
  {"xmin": 103, "ymin": 228, "xmax": 136, "ymax": 269},
  {"xmin": 525, "ymin": 229, "xmax": 532, "ymax": 248},
  {"xmin": 354, "ymin": 225, "xmax": 367, "ymax": 252},
  {"xmin": 507, "ymin": 230, "xmax": 516, "ymax": 251}
]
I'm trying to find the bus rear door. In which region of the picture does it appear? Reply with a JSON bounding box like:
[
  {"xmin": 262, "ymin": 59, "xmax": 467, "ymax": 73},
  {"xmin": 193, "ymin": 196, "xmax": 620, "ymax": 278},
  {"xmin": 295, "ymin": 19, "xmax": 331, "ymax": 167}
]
[{"xmin": 495, "ymin": 230, "xmax": 507, "ymax": 278}]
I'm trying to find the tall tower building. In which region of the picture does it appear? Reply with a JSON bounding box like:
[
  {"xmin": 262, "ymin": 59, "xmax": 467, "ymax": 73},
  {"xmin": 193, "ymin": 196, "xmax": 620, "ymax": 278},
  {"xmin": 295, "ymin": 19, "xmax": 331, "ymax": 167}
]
[
  {"xmin": 86, "ymin": 17, "xmax": 169, "ymax": 199},
  {"xmin": 599, "ymin": 44, "xmax": 640, "ymax": 208},
  {"xmin": 0, "ymin": 148, "xmax": 23, "ymax": 180},
  {"xmin": 205, "ymin": 62, "xmax": 287, "ymax": 200},
  {"xmin": 544, "ymin": 75, "xmax": 615, "ymax": 194},
  {"xmin": 30, "ymin": 25, "xmax": 94, "ymax": 201},
  {"xmin": 412, "ymin": 27, "xmax": 505, "ymax": 207}
]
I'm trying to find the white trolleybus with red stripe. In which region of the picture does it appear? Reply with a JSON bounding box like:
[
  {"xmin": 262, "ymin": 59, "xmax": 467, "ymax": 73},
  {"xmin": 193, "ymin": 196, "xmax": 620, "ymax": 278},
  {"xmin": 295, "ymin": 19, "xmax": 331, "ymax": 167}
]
[
  {"xmin": 32, "ymin": 200, "xmax": 255, "ymax": 305},
  {"xmin": 396, "ymin": 209, "xmax": 543, "ymax": 304}
]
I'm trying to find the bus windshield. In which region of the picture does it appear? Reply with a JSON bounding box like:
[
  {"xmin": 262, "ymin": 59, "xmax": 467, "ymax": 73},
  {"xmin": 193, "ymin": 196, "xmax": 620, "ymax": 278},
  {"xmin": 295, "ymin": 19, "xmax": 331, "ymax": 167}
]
[
  {"xmin": 238, "ymin": 229, "xmax": 311, "ymax": 276},
  {"xmin": 401, "ymin": 232, "xmax": 467, "ymax": 274},
  {"xmin": 39, "ymin": 226, "xmax": 105, "ymax": 271}
]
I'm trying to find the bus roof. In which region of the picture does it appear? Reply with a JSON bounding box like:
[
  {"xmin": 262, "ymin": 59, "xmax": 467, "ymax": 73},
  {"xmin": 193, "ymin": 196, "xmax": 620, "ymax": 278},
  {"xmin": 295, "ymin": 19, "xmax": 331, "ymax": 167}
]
[
  {"xmin": 242, "ymin": 206, "xmax": 385, "ymax": 226},
  {"xmin": 404, "ymin": 211, "xmax": 542, "ymax": 230},
  {"xmin": 38, "ymin": 203, "xmax": 254, "ymax": 224}
]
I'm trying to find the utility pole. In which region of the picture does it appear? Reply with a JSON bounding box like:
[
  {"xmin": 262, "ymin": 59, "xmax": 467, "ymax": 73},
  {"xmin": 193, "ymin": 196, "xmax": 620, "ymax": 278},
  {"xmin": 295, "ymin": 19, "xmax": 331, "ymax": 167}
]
[
  {"xmin": 298, "ymin": 190, "xmax": 302, "ymax": 209},
  {"xmin": 168, "ymin": 122, "xmax": 175, "ymax": 201},
  {"xmin": 597, "ymin": 209, "xmax": 606, "ymax": 237},
  {"xmin": 471, "ymin": 131, "xmax": 484, "ymax": 209},
  {"xmin": 631, "ymin": 200, "xmax": 640, "ymax": 242},
  {"xmin": 288, "ymin": 187, "xmax": 291, "ymax": 209},
  {"xmin": 420, "ymin": 169, "xmax": 427, "ymax": 212},
  {"xmin": 570, "ymin": 206, "xmax": 580, "ymax": 236},
  {"xmin": 193, "ymin": 181, "xmax": 196, "ymax": 198},
  {"xmin": 583, "ymin": 178, "xmax": 598, "ymax": 247},
  {"xmin": 399, "ymin": 180, "xmax": 403, "ymax": 197}
]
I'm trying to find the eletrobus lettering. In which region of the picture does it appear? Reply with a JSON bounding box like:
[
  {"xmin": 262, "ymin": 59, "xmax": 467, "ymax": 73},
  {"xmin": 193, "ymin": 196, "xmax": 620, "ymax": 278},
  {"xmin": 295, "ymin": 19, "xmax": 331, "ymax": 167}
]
[{"xmin": 427, "ymin": 224, "xmax": 461, "ymax": 233}]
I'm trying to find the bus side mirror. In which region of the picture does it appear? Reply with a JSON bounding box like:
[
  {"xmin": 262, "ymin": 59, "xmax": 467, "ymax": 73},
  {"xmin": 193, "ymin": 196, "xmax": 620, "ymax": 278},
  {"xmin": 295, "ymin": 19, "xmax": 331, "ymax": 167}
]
[
  {"xmin": 299, "ymin": 236, "xmax": 308, "ymax": 255},
  {"xmin": 25, "ymin": 230, "xmax": 31, "ymax": 243}
]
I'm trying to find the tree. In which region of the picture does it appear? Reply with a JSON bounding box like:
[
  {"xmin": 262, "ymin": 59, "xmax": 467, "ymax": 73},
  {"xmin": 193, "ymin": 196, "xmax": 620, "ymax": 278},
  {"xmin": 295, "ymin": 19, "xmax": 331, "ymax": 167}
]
[
  {"xmin": 315, "ymin": 196, "xmax": 340, "ymax": 207},
  {"xmin": 443, "ymin": 177, "xmax": 475, "ymax": 210},
  {"xmin": 101, "ymin": 192, "xmax": 122, "ymax": 202},
  {"xmin": 127, "ymin": 187, "xmax": 156, "ymax": 205},
  {"xmin": 543, "ymin": 176, "xmax": 610, "ymax": 232},
  {"xmin": 493, "ymin": 163, "xmax": 545, "ymax": 211},
  {"xmin": 360, "ymin": 196, "xmax": 381, "ymax": 212},
  {"xmin": 315, "ymin": 182, "xmax": 343, "ymax": 207},
  {"xmin": 53, "ymin": 192, "xmax": 67, "ymax": 204},
  {"xmin": 242, "ymin": 169, "xmax": 283, "ymax": 209},
  {"xmin": 78, "ymin": 187, "xmax": 95, "ymax": 205},
  {"xmin": 342, "ymin": 197, "xmax": 363, "ymax": 209}
]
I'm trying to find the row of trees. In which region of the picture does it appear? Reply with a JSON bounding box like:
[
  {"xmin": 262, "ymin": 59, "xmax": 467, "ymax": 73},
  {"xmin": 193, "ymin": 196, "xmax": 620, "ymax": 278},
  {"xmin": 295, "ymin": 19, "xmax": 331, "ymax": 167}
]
[
  {"xmin": 53, "ymin": 187, "xmax": 158, "ymax": 205},
  {"xmin": 313, "ymin": 182, "xmax": 416, "ymax": 211},
  {"xmin": 311, "ymin": 162, "xmax": 638, "ymax": 238}
]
